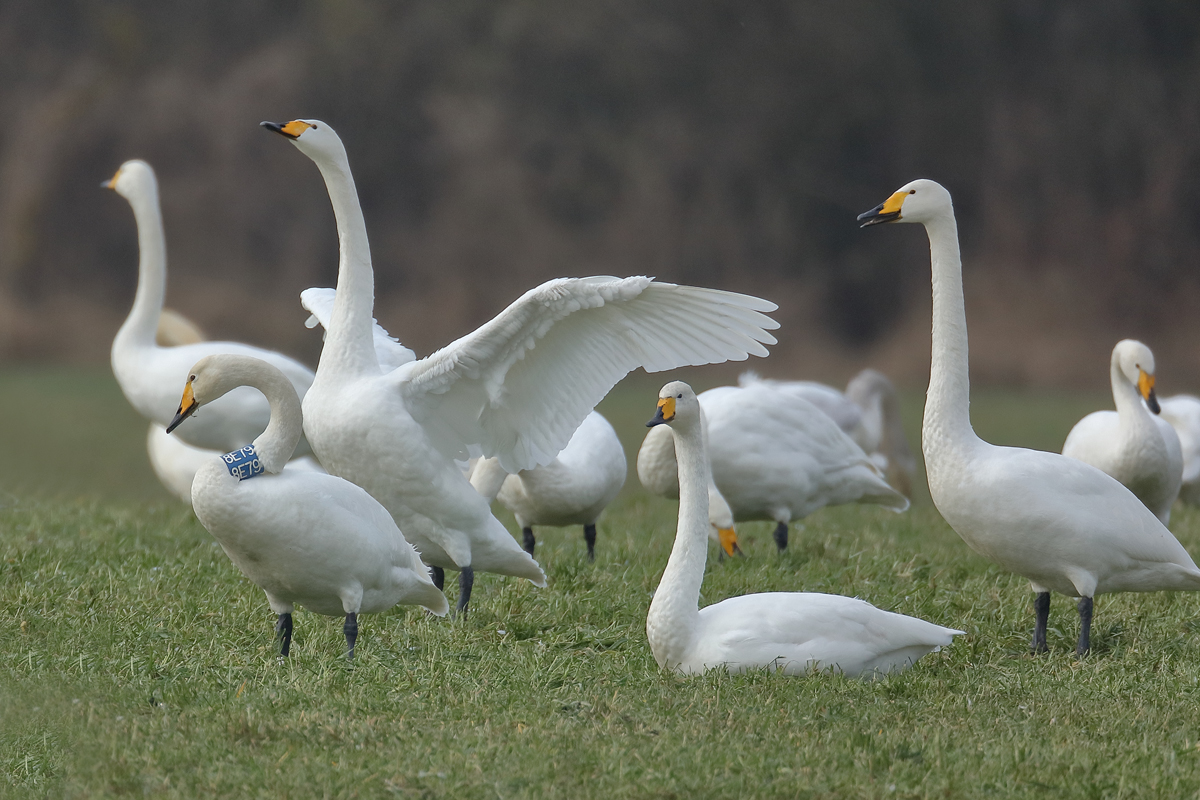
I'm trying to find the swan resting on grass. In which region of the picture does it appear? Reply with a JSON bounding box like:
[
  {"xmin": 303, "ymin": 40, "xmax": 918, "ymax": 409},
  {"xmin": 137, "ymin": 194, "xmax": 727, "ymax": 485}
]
[
  {"xmin": 264, "ymin": 118, "xmax": 779, "ymax": 615},
  {"xmin": 1061, "ymin": 339, "xmax": 1182, "ymax": 525},
  {"xmin": 469, "ymin": 411, "xmax": 626, "ymax": 561},
  {"xmin": 859, "ymin": 179, "xmax": 1200, "ymax": 655},
  {"xmin": 643, "ymin": 381, "xmax": 961, "ymax": 678},
  {"xmin": 168, "ymin": 354, "xmax": 447, "ymax": 659}
]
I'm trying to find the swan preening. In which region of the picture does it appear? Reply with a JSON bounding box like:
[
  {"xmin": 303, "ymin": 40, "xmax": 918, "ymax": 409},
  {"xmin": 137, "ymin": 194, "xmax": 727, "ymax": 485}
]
[
  {"xmin": 859, "ymin": 179, "xmax": 1200, "ymax": 655},
  {"xmin": 638, "ymin": 373, "xmax": 908, "ymax": 553},
  {"xmin": 644, "ymin": 381, "xmax": 961, "ymax": 678},
  {"xmin": 169, "ymin": 354, "xmax": 448, "ymax": 658},
  {"xmin": 263, "ymin": 118, "xmax": 779, "ymax": 615},
  {"xmin": 1062, "ymin": 340, "xmax": 1183, "ymax": 525},
  {"xmin": 470, "ymin": 412, "xmax": 626, "ymax": 561},
  {"xmin": 104, "ymin": 160, "xmax": 316, "ymax": 454}
]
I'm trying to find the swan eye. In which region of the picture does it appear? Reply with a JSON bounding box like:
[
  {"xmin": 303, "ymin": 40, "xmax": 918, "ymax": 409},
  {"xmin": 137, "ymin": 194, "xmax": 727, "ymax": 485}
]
[
  {"xmin": 909, "ymin": 190, "xmax": 916, "ymax": 195},
  {"xmin": 311, "ymin": 123, "xmax": 319, "ymax": 129},
  {"xmin": 676, "ymin": 393, "xmax": 683, "ymax": 399},
  {"xmin": 188, "ymin": 375, "xmax": 196, "ymax": 382}
]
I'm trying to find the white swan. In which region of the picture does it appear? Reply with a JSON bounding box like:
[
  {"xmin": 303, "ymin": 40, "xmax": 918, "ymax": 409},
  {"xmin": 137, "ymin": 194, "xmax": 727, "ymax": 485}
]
[
  {"xmin": 168, "ymin": 354, "xmax": 447, "ymax": 658},
  {"xmin": 644, "ymin": 381, "xmax": 961, "ymax": 678},
  {"xmin": 1062, "ymin": 340, "xmax": 1183, "ymax": 524},
  {"xmin": 103, "ymin": 159, "xmax": 316, "ymax": 452},
  {"xmin": 262, "ymin": 118, "xmax": 779, "ymax": 614},
  {"xmin": 637, "ymin": 436, "xmax": 744, "ymax": 558},
  {"xmin": 638, "ymin": 374, "xmax": 908, "ymax": 552},
  {"xmin": 1159, "ymin": 394, "xmax": 1200, "ymax": 506},
  {"xmin": 469, "ymin": 411, "xmax": 626, "ymax": 561},
  {"xmin": 859, "ymin": 179, "xmax": 1200, "ymax": 655}
]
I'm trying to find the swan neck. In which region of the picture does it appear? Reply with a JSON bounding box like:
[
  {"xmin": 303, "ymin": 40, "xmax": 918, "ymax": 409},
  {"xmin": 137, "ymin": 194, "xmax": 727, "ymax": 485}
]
[
  {"xmin": 922, "ymin": 212, "xmax": 976, "ymax": 460},
  {"xmin": 1110, "ymin": 356, "xmax": 1151, "ymax": 437},
  {"xmin": 115, "ymin": 183, "xmax": 167, "ymax": 351},
  {"xmin": 237, "ymin": 360, "xmax": 304, "ymax": 472},
  {"xmin": 313, "ymin": 154, "xmax": 378, "ymax": 376}
]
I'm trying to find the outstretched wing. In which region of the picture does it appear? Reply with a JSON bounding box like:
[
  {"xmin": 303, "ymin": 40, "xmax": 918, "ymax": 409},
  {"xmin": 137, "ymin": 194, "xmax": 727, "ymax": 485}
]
[
  {"xmin": 301, "ymin": 287, "xmax": 417, "ymax": 372},
  {"xmin": 396, "ymin": 276, "xmax": 779, "ymax": 473}
]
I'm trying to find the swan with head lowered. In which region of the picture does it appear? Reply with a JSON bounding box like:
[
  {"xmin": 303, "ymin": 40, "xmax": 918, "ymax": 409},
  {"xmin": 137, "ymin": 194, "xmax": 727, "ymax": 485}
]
[
  {"xmin": 168, "ymin": 354, "xmax": 447, "ymax": 658},
  {"xmin": 263, "ymin": 119, "xmax": 779, "ymax": 615},
  {"xmin": 104, "ymin": 160, "xmax": 316, "ymax": 453},
  {"xmin": 859, "ymin": 179, "xmax": 1200, "ymax": 655},
  {"xmin": 469, "ymin": 411, "xmax": 626, "ymax": 562},
  {"xmin": 643, "ymin": 381, "xmax": 961, "ymax": 678},
  {"xmin": 1061, "ymin": 340, "xmax": 1183, "ymax": 525}
]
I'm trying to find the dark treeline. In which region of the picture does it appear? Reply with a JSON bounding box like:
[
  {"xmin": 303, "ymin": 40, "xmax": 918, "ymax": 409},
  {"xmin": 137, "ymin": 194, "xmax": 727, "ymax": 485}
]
[{"xmin": 3, "ymin": 1, "xmax": 1200, "ymax": 385}]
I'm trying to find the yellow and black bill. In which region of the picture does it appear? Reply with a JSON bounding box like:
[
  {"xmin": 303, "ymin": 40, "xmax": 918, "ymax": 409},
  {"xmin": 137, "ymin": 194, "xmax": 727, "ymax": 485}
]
[
  {"xmin": 647, "ymin": 396, "xmax": 676, "ymax": 427},
  {"xmin": 717, "ymin": 527, "xmax": 742, "ymax": 558},
  {"xmin": 101, "ymin": 166, "xmax": 121, "ymax": 190},
  {"xmin": 260, "ymin": 120, "xmax": 313, "ymax": 139},
  {"xmin": 1138, "ymin": 370, "xmax": 1160, "ymax": 414},
  {"xmin": 857, "ymin": 190, "xmax": 908, "ymax": 227},
  {"xmin": 166, "ymin": 380, "xmax": 199, "ymax": 434}
]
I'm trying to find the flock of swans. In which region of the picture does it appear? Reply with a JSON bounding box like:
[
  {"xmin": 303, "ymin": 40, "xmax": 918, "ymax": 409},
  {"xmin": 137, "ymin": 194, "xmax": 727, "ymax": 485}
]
[{"xmin": 96, "ymin": 118, "xmax": 1200, "ymax": 678}]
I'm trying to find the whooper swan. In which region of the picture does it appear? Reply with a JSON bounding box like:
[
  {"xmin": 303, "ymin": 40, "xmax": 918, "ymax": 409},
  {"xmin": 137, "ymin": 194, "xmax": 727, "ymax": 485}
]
[
  {"xmin": 262, "ymin": 119, "xmax": 779, "ymax": 615},
  {"xmin": 859, "ymin": 179, "xmax": 1200, "ymax": 655},
  {"xmin": 1062, "ymin": 340, "xmax": 1183, "ymax": 525},
  {"xmin": 168, "ymin": 354, "xmax": 447, "ymax": 658},
  {"xmin": 1159, "ymin": 394, "xmax": 1200, "ymax": 506},
  {"xmin": 644, "ymin": 381, "xmax": 961, "ymax": 678}
]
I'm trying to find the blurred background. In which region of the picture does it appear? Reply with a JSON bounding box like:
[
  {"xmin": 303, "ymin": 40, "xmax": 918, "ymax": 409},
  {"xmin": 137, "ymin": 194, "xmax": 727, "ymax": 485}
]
[{"xmin": 4, "ymin": 0, "xmax": 1200, "ymax": 387}]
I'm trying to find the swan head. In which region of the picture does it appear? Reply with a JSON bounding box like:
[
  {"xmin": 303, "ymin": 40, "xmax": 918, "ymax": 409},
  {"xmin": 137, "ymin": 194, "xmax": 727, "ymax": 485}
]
[
  {"xmin": 1114, "ymin": 339, "xmax": 1161, "ymax": 413},
  {"xmin": 101, "ymin": 159, "xmax": 156, "ymax": 200},
  {"xmin": 708, "ymin": 485, "xmax": 742, "ymax": 557},
  {"xmin": 166, "ymin": 355, "xmax": 259, "ymax": 433},
  {"xmin": 260, "ymin": 119, "xmax": 346, "ymax": 162},
  {"xmin": 647, "ymin": 381, "xmax": 701, "ymax": 431},
  {"xmin": 858, "ymin": 179, "xmax": 952, "ymax": 227}
]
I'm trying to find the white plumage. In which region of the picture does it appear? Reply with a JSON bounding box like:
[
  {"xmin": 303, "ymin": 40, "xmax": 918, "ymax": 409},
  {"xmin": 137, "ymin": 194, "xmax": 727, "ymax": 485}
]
[
  {"xmin": 1160, "ymin": 394, "xmax": 1200, "ymax": 506},
  {"xmin": 1061, "ymin": 340, "xmax": 1183, "ymax": 524},
  {"xmin": 263, "ymin": 118, "xmax": 779, "ymax": 614},
  {"xmin": 644, "ymin": 381, "xmax": 961, "ymax": 679},
  {"xmin": 171, "ymin": 354, "xmax": 447, "ymax": 659},
  {"xmin": 859, "ymin": 178, "xmax": 1200, "ymax": 655},
  {"xmin": 104, "ymin": 160, "xmax": 316, "ymax": 453}
]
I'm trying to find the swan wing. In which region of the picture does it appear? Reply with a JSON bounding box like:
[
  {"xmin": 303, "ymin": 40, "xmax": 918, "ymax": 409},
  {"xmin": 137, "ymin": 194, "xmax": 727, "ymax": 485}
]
[
  {"xmin": 396, "ymin": 276, "xmax": 779, "ymax": 472},
  {"xmin": 301, "ymin": 287, "xmax": 417, "ymax": 372}
]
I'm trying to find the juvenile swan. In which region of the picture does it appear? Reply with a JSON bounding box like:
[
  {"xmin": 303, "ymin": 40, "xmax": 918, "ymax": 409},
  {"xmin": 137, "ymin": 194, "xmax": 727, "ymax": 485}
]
[
  {"xmin": 859, "ymin": 179, "xmax": 1200, "ymax": 655},
  {"xmin": 169, "ymin": 354, "xmax": 447, "ymax": 659},
  {"xmin": 644, "ymin": 381, "xmax": 961, "ymax": 678}
]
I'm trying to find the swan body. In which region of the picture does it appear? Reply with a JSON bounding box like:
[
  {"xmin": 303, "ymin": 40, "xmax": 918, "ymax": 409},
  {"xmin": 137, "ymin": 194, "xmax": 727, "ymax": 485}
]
[
  {"xmin": 644, "ymin": 381, "xmax": 961, "ymax": 678},
  {"xmin": 1160, "ymin": 395, "xmax": 1200, "ymax": 506},
  {"xmin": 858, "ymin": 179, "xmax": 1200, "ymax": 654},
  {"xmin": 170, "ymin": 354, "xmax": 447, "ymax": 658},
  {"xmin": 1062, "ymin": 340, "xmax": 1182, "ymax": 524},
  {"xmin": 265, "ymin": 119, "xmax": 779, "ymax": 613},
  {"xmin": 104, "ymin": 159, "xmax": 316, "ymax": 452},
  {"xmin": 638, "ymin": 374, "xmax": 908, "ymax": 552},
  {"xmin": 470, "ymin": 411, "xmax": 626, "ymax": 561}
]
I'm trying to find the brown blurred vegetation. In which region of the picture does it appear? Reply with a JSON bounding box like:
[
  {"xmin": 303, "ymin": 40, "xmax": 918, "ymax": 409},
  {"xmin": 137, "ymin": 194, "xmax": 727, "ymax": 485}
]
[{"xmin": 4, "ymin": 1, "xmax": 1200, "ymax": 389}]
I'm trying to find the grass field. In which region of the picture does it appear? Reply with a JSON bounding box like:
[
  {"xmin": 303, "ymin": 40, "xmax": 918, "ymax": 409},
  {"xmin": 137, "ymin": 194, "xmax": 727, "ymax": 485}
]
[{"xmin": 7, "ymin": 367, "xmax": 1200, "ymax": 798}]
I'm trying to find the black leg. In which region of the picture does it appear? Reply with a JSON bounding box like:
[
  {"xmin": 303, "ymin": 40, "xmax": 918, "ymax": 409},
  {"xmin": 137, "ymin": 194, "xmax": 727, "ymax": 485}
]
[
  {"xmin": 1031, "ymin": 591, "xmax": 1050, "ymax": 654},
  {"xmin": 455, "ymin": 567, "xmax": 475, "ymax": 618},
  {"xmin": 772, "ymin": 521, "xmax": 788, "ymax": 552},
  {"xmin": 431, "ymin": 566, "xmax": 445, "ymax": 591},
  {"xmin": 1076, "ymin": 596, "xmax": 1093, "ymax": 656},
  {"xmin": 522, "ymin": 527, "xmax": 536, "ymax": 556},
  {"xmin": 276, "ymin": 612, "xmax": 293, "ymax": 657},
  {"xmin": 583, "ymin": 524, "xmax": 597, "ymax": 562},
  {"xmin": 344, "ymin": 612, "xmax": 358, "ymax": 660}
]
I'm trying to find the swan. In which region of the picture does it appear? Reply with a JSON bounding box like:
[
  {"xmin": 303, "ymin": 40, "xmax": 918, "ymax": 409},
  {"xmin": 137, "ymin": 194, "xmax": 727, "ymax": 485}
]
[
  {"xmin": 167, "ymin": 354, "xmax": 448, "ymax": 658},
  {"xmin": 103, "ymin": 159, "xmax": 316, "ymax": 452},
  {"xmin": 859, "ymin": 179, "xmax": 1200, "ymax": 655},
  {"xmin": 262, "ymin": 118, "xmax": 779, "ymax": 614},
  {"xmin": 644, "ymin": 381, "xmax": 961, "ymax": 678},
  {"xmin": 1061, "ymin": 340, "xmax": 1183, "ymax": 524},
  {"xmin": 777, "ymin": 369, "xmax": 918, "ymax": 498},
  {"xmin": 469, "ymin": 411, "xmax": 626, "ymax": 561},
  {"xmin": 637, "ymin": 374, "xmax": 908, "ymax": 552},
  {"xmin": 637, "ymin": 436, "xmax": 744, "ymax": 558},
  {"xmin": 1159, "ymin": 394, "xmax": 1200, "ymax": 506}
]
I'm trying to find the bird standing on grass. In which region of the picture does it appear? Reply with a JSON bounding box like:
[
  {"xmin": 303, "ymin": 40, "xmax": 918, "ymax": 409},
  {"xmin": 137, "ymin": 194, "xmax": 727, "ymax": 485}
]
[
  {"xmin": 859, "ymin": 179, "xmax": 1200, "ymax": 655},
  {"xmin": 169, "ymin": 354, "xmax": 447, "ymax": 659}
]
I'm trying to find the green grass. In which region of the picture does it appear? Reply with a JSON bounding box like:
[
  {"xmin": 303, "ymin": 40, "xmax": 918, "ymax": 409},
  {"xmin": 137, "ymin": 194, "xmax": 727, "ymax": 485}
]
[{"xmin": 4, "ymin": 367, "xmax": 1199, "ymax": 799}]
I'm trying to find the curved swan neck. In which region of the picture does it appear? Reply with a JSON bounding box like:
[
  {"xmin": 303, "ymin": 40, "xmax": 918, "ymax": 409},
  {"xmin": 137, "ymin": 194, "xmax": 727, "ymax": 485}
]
[
  {"xmin": 648, "ymin": 416, "xmax": 708, "ymax": 652},
  {"xmin": 312, "ymin": 151, "xmax": 379, "ymax": 377},
  {"xmin": 205, "ymin": 356, "xmax": 303, "ymax": 472},
  {"xmin": 921, "ymin": 211, "xmax": 977, "ymax": 459},
  {"xmin": 1109, "ymin": 354, "xmax": 1153, "ymax": 437},
  {"xmin": 114, "ymin": 178, "xmax": 167, "ymax": 352}
]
